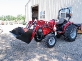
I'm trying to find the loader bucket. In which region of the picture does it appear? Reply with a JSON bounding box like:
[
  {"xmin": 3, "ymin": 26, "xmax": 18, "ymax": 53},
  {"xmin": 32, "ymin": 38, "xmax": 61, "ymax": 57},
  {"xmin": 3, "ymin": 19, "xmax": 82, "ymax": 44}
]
[{"xmin": 10, "ymin": 27, "xmax": 33, "ymax": 44}]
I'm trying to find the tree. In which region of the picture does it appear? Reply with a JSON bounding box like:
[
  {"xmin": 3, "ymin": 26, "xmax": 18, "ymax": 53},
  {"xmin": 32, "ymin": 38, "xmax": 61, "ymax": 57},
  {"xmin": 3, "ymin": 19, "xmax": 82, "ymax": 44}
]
[
  {"xmin": 21, "ymin": 15, "xmax": 25, "ymax": 21},
  {"xmin": 0, "ymin": 15, "xmax": 25, "ymax": 21},
  {"xmin": 17, "ymin": 14, "xmax": 22, "ymax": 21}
]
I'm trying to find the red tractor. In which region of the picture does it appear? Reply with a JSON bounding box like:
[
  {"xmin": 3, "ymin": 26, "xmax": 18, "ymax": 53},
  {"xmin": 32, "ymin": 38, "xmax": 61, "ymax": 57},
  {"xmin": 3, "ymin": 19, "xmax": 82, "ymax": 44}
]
[{"xmin": 10, "ymin": 7, "xmax": 78, "ymax": 48}]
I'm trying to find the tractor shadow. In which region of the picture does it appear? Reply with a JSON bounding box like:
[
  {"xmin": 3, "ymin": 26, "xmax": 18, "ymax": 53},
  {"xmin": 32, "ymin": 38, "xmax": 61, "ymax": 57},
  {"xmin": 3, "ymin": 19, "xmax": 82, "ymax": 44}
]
[{"xmin": 0, "ymin": 33, "xmax": 82, "ymax": 61}]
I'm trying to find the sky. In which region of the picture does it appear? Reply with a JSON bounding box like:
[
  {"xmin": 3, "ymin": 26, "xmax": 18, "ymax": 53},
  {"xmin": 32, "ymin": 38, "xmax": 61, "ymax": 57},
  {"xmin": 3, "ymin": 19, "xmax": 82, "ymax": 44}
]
[{"xmin": 0, "ymin": 0, "xmax": 28, "ymax": 16}]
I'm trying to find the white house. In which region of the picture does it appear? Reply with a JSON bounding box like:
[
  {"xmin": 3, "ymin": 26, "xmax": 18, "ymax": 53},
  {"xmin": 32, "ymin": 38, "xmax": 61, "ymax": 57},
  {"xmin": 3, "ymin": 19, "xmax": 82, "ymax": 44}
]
[{"xmin": 25, "ymin": 0, "xmax": 82, "ymax": 24}]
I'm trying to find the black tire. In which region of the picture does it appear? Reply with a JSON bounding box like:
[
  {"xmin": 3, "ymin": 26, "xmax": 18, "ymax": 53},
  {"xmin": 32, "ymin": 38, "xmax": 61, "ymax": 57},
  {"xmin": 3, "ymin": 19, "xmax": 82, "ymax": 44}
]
[
  {"xmin": 44, "ymin": 34, "xmax": 56, "ymax": 48},
  {"xmin": 56, "ymin": 34, "xmax": 61, "ymax": 38},
  {"xmin": 34, "ymin": 28, "xmax": 44, "ymax": 42},
  {"xmin": 34, "ymin": 34, "xmax": 43, "ymax": 42},
  {"xmin": 64, "ymin": 24, "xmax": 77, "ymax": 42}
]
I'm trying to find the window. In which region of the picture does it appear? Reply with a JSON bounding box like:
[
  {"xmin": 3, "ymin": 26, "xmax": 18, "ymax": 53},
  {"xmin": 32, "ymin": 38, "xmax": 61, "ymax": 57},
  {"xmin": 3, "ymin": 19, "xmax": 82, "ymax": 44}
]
[{"xmin": 40, "ymin": 11, "xmax": 45, "ymax": 19}]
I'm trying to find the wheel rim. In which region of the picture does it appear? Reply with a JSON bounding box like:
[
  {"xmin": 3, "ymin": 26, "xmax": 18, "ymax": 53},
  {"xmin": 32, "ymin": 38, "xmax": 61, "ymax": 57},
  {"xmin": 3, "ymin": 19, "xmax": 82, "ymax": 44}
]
[
  {"xmin": 70, "ymin": 28, "xmax": 76, "ymax": 39},
  {"xmin": 48, "ymin": 37, "xmax": 55, "ymax": 45}
]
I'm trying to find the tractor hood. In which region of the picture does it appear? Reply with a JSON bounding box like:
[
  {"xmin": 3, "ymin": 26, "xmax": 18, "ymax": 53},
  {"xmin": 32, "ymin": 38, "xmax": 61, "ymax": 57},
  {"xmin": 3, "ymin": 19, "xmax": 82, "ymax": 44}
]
[{"xmin": 10, "ymin": 27, "xmax": 33, "ymax": 44}]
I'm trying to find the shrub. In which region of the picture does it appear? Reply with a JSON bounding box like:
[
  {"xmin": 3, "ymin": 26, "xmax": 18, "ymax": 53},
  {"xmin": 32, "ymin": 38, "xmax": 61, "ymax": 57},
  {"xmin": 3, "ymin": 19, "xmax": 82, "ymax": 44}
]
[{"xmin": 23, "ymin": 22, "xmax": 26, "ymax": 25}]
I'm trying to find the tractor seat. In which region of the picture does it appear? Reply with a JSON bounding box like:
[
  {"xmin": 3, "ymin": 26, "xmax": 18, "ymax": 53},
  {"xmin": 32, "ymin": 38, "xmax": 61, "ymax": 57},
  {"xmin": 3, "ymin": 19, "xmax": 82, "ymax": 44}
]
[
  {"xmin": 56, "ymin": 18, "xmax": 65, "ymax": 25},
  {"xmin": 56, "ymin": 18, "xmax": 67, "ymax": 31}
]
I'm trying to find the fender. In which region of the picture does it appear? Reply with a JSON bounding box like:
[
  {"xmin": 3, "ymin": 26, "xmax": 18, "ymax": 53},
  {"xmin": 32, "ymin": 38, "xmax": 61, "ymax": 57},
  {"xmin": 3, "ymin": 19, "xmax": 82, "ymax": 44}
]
[{"xmin": 63, "ymin": 22, "xmax": 73, "ymax": 33}]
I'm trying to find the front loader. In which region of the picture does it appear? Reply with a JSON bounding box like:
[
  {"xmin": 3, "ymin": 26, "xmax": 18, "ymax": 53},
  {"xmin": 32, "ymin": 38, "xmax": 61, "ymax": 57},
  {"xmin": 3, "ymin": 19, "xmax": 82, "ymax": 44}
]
[{"xmin": 10, "ymin": 19, "xmax": 57, "ymax": 48}]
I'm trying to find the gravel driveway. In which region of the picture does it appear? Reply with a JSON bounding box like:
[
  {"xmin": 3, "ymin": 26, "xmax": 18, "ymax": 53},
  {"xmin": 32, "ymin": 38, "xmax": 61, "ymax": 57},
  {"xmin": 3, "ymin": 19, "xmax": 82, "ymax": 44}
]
[{"xmin": 0, "ymin": 25, "xmax": 82, "ymax": 61}]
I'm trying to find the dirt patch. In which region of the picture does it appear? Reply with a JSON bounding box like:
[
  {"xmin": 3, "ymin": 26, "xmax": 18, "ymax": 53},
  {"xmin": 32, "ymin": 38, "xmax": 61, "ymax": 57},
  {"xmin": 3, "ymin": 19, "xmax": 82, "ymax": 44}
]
[{"xmin": 0, "ymin": 33, "xmax": 82, "ymax": 61}]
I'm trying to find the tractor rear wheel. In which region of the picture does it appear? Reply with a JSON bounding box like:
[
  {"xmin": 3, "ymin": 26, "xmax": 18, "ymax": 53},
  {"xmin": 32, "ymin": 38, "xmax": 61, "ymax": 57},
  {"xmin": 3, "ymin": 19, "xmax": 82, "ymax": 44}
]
[
  {"xmin": 44, "ymin": 34, "xmax": 56, "ymax": 48},
  {"xmin": 64, "ymin": 24, "xmax": 77, "ymax": 42}
]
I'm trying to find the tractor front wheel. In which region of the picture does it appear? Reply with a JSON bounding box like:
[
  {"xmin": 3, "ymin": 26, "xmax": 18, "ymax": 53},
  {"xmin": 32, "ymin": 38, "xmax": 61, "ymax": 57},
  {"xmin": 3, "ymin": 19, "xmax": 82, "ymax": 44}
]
[
  {"xmin": 44, "ymin": 34, "xmax": 56, "ymax": 48},
  {"xmin": 64, "ymin": 24, "xmax": 77, "ymax": 42}
]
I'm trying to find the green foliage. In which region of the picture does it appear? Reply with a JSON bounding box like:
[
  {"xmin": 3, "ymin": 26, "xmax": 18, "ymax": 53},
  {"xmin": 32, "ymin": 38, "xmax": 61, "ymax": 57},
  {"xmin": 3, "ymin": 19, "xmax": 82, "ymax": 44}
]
[
  {"xmin": 0, "ymin": 14, "xmax": 25, "ymax": 21},
  {"xmin": 23, "ymin": 22, "xmax": 26, "ymax": 25}
]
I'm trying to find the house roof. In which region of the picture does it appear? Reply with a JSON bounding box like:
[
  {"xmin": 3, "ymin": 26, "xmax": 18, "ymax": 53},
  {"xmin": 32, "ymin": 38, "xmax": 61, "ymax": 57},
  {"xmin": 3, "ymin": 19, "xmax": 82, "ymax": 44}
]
[{"xmin": 25, "ymin": 0, "xmax": 31, "ymax": 7}]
